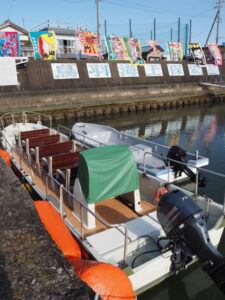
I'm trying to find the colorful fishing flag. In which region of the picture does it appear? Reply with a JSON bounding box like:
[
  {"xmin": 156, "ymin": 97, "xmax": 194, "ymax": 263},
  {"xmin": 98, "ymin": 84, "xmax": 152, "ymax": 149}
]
[
  {"xmin": 78, "ymin": 31, "xmax": 101, "ymax": 57},
  {"xmin": 105, "ymin": 35, "xmax": 129, "ymax": 60},
  {"xmin": 208, "ymin": 43, "xmax": 222, "ymax": 66},
  {"xmin": 167, "ymin": 42, "xmax": 183, "ymax": 61},
  {"xmin": 123, "ymin": 38, "xmax": 145, "ymax": 65},
  {"xmin": 29, "ymin": 31, "xmax": 56, "ymax": 60},
  {"xmin": 189, "ymin": 43, "xmax": 206, "ymax": 66},
  {"xmin": 0, "ymin": 32, "xmax": 20, "ymax": 57},
  {"xmin": 148, "ymin": 40, "xmax": 158, "ymax": 55}
]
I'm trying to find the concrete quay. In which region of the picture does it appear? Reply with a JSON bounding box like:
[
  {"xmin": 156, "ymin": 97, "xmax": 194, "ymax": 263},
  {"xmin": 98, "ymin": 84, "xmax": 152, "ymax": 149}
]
[{"xmin": 0, "ymin": 157, "xmax": 95, "ymax": 300}]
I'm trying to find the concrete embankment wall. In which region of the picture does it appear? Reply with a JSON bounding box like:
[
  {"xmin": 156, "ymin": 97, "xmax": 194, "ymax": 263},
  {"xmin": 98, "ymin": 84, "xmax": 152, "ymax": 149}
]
[
  {"xmin": 0, "ymin": 157, "xmax": 94, "ymax": 299},
  {"xmin": 0, "ymin": 59, "xmax": 225, "ymax": 114}
]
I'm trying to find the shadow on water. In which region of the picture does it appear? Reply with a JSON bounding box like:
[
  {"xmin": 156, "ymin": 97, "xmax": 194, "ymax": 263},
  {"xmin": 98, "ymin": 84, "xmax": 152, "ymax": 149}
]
[{"xmin": 0, "ymin": 254, "xmax": 14, "ymax": 300}]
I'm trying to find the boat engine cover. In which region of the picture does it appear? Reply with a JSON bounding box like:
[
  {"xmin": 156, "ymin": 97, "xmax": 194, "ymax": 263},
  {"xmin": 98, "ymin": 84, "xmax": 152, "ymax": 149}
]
[{"xmin": 157, "ymin": 190, "xmax": 203, "ymax": 238}]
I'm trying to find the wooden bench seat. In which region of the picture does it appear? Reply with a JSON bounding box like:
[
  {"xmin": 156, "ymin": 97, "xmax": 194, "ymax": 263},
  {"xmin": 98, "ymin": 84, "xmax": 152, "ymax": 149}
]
[
  {"xmin": 42, "ymin": 151, "xmax": 81, "ymax": 190},
  {"xmin": 42, "ymin": 151, "xmax": 81, "ymax": 174},
  {"xmin": 20, "ymin": 128, "xmax": 50, "ymax": 141},
  {"xmin": 34, "ymin": 141, "xmax": 76, "ymax": 165},
  {"xmin": 18, "ymin": 128, "xmax": 50, "ymax": 151},
  {"xmin": 26, "ymin": 134, "xmax": 60, "ymax": 148},
  {"xmin": 25, "ymin": 134, "xmax": 60, "ymax": 154}
]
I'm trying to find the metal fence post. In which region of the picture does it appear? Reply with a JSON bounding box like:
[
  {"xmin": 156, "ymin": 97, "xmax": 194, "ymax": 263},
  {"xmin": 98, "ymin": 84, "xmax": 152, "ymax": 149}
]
[{"xmin": 59, "ymin": 184, "xmax": 64, "ymax": 217}]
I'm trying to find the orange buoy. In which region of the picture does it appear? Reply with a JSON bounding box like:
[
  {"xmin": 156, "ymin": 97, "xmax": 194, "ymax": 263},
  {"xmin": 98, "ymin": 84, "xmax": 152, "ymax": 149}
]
[
  {"xmin": 35, "ymin": 201, "xmax": 136, "ymax": 300},
  {"xmin": 34, "ymin": 201, "xmax": 82, "ymax": 260},
  {"xmin": 71, "ymin": 259, "xmax": 136, "ymax": 300},
  {"xmin": 0, "ymin": 149, "xmax": 11, "ymax": 166}
]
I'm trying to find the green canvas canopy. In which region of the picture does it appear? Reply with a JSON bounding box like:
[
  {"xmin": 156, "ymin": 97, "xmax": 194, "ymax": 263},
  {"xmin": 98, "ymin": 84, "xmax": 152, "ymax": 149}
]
[{"xmin": 77, "ymin": 145, "xmax": 139, "ymax": 204}]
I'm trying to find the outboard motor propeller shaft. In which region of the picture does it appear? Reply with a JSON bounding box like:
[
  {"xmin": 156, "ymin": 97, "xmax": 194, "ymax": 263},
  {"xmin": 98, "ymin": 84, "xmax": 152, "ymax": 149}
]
[{"xmin": 157, "ymin": 190, "xmax": 225, "ymax": 294}]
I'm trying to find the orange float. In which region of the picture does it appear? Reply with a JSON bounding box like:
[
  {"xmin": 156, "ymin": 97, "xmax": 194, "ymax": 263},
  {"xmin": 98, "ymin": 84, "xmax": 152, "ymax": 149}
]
[
  {"xmin": 71, "ymin": 259, "xmax": 136, "ymax": 300},
  {"xmin": 35, "ymin": 201, "xmax": 136, "ymax": 300},
  {"xmin": 34, "ymin": 201, "xmax": 82, "ymax": 260},
  {"xmin": 0, "ymin": 149, "xmax": 11, "ymax": 166}
]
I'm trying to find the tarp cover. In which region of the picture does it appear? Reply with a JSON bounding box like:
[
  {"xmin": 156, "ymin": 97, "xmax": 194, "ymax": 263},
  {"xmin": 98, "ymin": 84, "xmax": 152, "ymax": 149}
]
[{"xmin": 77, "ymin": 145, "xmax": 139, "ymax": 204}]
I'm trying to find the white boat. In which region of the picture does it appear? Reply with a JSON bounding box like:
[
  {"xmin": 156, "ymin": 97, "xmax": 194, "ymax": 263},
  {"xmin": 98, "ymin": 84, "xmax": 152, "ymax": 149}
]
[
  {"xmin": 71, "ymin": 122, "xmax": 209, "ymax": 183},
  {"xmin": 1, "ymin": 111, "xmax": 225, "ymax": 297}
]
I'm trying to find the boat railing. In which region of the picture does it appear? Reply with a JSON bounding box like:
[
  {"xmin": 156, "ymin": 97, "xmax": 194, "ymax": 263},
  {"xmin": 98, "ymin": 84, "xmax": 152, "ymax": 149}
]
[
  {"xmin": 143, "ymin": 150, "xmax": 225, "ymax": 203},
  {"xmin": 0, "ymin": 112, "xmax": 15, "ymax": 130},
  {"xmin": 45, "ymin": 173, "xmax": 129, "ymax": 262},
  {"xmin": 72, "ymin": 127, "xmax": 204, "ymax": 162},
  {"xmin": 0, "ymin": 111, "xmax": 52, "ymax": 130},
  {"xmin": 71, "ymin": 128, "xmax": 108, "ymax": 147},
  {"xmin": 22, "ymin": 111, "xmax": 52, "ymax": 128},
  {"xmin": 0, "ymin": 131, "xmax": 35, "ymax": 183},
  {"xmin": 117, "ymin": 129, "xmax": 203, "ymax": 161}
]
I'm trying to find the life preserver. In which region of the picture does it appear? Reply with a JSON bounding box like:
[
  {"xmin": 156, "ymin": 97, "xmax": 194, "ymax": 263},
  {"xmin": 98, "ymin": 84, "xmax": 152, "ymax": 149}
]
[{"xmin": 0, "ymin": 150, "xmax": 11, "ymax": 166}]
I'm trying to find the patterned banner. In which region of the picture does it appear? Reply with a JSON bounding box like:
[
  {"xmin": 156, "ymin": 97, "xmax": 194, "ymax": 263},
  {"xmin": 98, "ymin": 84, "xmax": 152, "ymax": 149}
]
[
  {"xmin": 167, "ymin": 42, "xmax": 183, "ymax": 61},
  {"xmin": 0, "ymin": 32, "xmax": 20, "ymax": 57},
  {"xmin": 78, "ymin": 31, "xmax": 101, "ymax": 57},
  {"xmin": 105, "ymin": 35, "xmax": 129, "ymax": 60},
  {"xmin": 189, "ymin": 43, "xmax": 206, "ymax": 66},
  {"xmin": 123, "ymin": 38, "xmax": 145, "ymax": 65},
  {"xmin": 30, "ymin": 31, "xmax": 56, "ymax": 60},
  {"xmin": 208, "ymin": 43, "xmax": 222, "ymax": 66},
  {"xmin": 148, "ymin": 40, "xmax": 158, "ymax": 55}
]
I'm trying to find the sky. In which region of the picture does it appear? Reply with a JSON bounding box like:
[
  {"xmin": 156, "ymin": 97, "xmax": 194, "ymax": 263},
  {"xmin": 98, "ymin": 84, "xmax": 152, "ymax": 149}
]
[{"xmin": 0, "ymin": 0, "xmax": 225, "ymax": 46}]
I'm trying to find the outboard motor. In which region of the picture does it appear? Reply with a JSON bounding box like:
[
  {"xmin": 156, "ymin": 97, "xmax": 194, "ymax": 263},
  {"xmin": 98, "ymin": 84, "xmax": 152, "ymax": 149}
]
[
  {"xmin": 166, "ymin": 145, "xmax": 206, "ymax": 187},
  {"xmin": 157, "ymin": 190, "xmax": 225, "ymax": 294}
]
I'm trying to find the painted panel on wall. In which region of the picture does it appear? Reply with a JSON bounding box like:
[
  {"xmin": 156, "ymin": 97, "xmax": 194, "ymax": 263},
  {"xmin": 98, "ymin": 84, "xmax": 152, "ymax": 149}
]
[
  {"xmin": 51, "ymin": 63, "xmax": 79, "ymax": 79},
  {"xmin": 0, "ymin": 58, "xmax": 19, "ymax": 86},
  {"xmin": 145, "ymin": 64, "xmax": 163, "ymax": 76},
  {"xmin": 206, "ymin": 64, "xmax": 220, "ymax": 75},
  {"xmin": 188, "ymin": 64, "xmax": 203, "ymax": 76},
  {"xmin": 167, "ymin": 64, "xmax": 184, "ymax": 76},
  {"xmin": 87, "ymin": 63, "xmax": 111, "ymax": 78},
  {"xmin": 117, "ymin": 63, "xmax": 139, "ymax": 77}
]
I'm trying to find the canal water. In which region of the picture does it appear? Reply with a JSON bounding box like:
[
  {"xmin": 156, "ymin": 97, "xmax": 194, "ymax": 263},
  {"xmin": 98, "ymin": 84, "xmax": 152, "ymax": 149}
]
[{"xmin": 64, "ymin": 102, "xmax": 225, "ymax": 300}]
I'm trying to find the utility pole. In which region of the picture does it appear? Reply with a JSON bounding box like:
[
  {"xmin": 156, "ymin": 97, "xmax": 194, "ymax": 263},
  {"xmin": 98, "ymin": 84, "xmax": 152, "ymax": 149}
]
[
  {"xmin": 154, "ymin": 18, "xmax": 156, "ymax": 40},
  {"xmin": 129, "ymin": 19, "xmax": 133, "ymax": 38},
  {"xmin": 96, "ymin": 0, "xmax": 101, "ymax": 43},
  {"xmin": 104, "ymin": 19, "xmax": 107, "ymax": 36},
  {"xmin": 178, "ymin": 17, "xmax": 180, "ymax": 42},
  {"xmin": 216, "ymin": 0, "xmax": 225, "ymax": 44}
]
